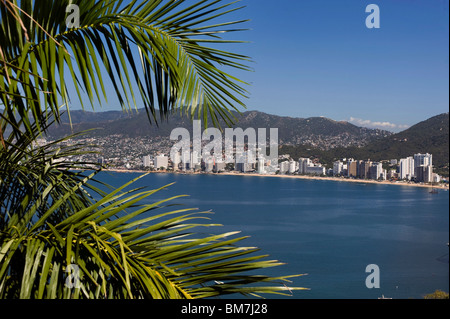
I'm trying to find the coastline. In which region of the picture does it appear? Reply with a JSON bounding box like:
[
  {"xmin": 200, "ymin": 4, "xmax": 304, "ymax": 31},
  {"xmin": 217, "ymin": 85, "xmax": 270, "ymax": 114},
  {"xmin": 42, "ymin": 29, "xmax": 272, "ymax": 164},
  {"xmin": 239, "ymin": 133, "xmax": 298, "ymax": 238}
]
[
  {"xmin": 102, "ymin": 168, "xmax": 449, "ymax": 190},
  {"xmin": 221, "ymin": 172, "xmax": 449, "ymax": 189}
]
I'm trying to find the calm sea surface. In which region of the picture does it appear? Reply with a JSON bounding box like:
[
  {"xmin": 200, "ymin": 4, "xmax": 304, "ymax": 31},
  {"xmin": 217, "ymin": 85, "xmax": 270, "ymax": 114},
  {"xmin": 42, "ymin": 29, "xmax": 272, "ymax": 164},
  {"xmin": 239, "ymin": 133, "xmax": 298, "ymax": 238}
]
[{"xmin": 96, "ymin": 172, "xmax": 449, "ymax": 299}]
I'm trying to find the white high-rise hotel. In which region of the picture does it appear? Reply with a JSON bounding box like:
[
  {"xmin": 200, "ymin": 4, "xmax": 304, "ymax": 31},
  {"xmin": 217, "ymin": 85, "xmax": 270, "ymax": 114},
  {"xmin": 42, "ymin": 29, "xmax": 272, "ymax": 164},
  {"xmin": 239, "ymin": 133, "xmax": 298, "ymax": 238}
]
[
  {"xmin": 399, "ymin": 153, "xmax": 433, "ymax": 182},
  {"xmin": 399, "ymin": 157, "xmax": 415, "ymax": 180},
  {"xmin": 414, "ymin": 153, "xmax": 433, "ymax": 182},
  {"xmin": 155, "ymin": 155, "xmax": 169, "ymax": 170}
]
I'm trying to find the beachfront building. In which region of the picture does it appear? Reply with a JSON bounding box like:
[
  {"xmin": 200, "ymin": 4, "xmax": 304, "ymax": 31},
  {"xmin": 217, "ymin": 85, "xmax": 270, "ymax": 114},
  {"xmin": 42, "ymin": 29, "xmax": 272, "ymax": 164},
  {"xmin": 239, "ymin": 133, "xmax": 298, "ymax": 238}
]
[
  {"xmin": 257, "ymin": 157, "xmax": 265, "ymax": 174},
  {"xmin": 359, "ymin": 160, "xmax": 372, "ymax": 179},
  {"xmin": 297, "ymin": 158, "xmax": 325, "ymax": 176},
  {"xmin": 342, "ymin": 163, "xmax": 347, "ymax": 175},
  {"xmin": 305, "ymin": 165, "xmax": 326, "ymax": 176},
  {"xmin": 235, "ymin": 152, "xmax": 252, "ymax": 173},
  {"xmin": 388, "ymin": 169, "xmax": 398, "ymax": 180},
  {"xmin": 347, "ymin": 160, "xmax": 358, "ymax": 177},
  {"xmin": 298, "ymin": 158, "xmax": 311, "ymax": 174},
  {"xmin": 155, "ymin": 155, "xmax": 169, "ymax": 170},
  {"xmin": 432, "ymin": 173, "xmax": 441, "ymax": 183},
  {"xmin": 289, "ymin": 160, "xmax": 297, "ymax": 174},
  {"xmin": 414, "ymin": 153, "xmax": 433, "ymax": 168},
  {"xmin": 369, "ymin": 162, "xmax": 385, "ymax": 180},
  {"xmin": 186, "ymin": 151, "xmax": 202, "ymax": 171},
  {"xmin": 143, "ymin": 155, "xmax": 152, "ymax": 168},
  {"xmin": 181, "ymin": 151, "xmax": 190, "ymax": 171},
  {"xmin": 333, "ymin": 161, "xmax": 343, "ymax": 176},
  {"xmin": 414, "ymin": 153, "xmax": 433, "ymax": 182},
  {"xmin": 416, "ymin": 165, "xmax": 433, "ymax": 183},
  {"xmin": 399, "ymin": 157, "xmax": 415, "ymax": 180},
  {"xmin": 245, "ymin": 151, "xmax": 256, "ymax": 172},
  {"xmin": 279, "ymin": 161, "xmax": 290, "ymax": 174},
  {"xmin": 172, "ymin": 152, "xmax": 181, "ymax": 171},
  {"xmin": 204, "ymin": 159, "xmax": 214, "ymax": 173}
]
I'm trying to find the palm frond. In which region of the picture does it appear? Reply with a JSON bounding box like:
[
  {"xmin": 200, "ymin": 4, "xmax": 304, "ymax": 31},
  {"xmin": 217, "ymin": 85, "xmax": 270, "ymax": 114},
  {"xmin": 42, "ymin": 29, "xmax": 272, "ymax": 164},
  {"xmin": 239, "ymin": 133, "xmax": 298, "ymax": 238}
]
[
  {"xmin": 0, "ymin": 0, "xmax": 308, "ymax": 300},
  {"xmin": 0, "ymin": 0, "xmax": 251, "ymax": 133},
  {"xmin": 0, "ymin": 111, "xmax": 105, "ymax": 233},
  {"xmin": 0, "ymin": 172, "xmax": 307, "ymax": 299}
]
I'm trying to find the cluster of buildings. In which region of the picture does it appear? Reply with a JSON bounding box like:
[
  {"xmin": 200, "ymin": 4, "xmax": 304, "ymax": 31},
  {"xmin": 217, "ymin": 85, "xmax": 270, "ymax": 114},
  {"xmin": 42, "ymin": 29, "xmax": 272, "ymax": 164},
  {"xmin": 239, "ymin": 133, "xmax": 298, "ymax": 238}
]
[
  {"xmin": 139, "ymin": 151, "xmax": 440, "ymax": 184},
  {"xmin": 398, "ymin": 153, "xmax": 438, "ymax": 183},
  {"xmin": 29, "ymin": 133, "xmax": 446, "ymax": 185},
  {"xmin": 141, "ymin": 150, "xmax": 267, "ymax": 174},
  {"xmin": 274, "ymin": 157, "xmax": 386, "ymax": 180},
  {"xmin": 331, "ymin": 153, "xmax": 439, "ymax": 183},
  {"xmin": 143, "ymin": 154, "xmax": 170, "ymax": 170},
  {"xmin": 270, "ymin": 153, "xmax": 440, "ymax": 184},
  {"xmin": 332, "ymin": 159, "xmax": 386, "ymax": 180},
  {"xmin": 142, "ymin": 153, "xmax": 223, "ymax": 172},
  {"xmin": 279, "ymin": 158, "xmax": 326, "ymax": 176}
]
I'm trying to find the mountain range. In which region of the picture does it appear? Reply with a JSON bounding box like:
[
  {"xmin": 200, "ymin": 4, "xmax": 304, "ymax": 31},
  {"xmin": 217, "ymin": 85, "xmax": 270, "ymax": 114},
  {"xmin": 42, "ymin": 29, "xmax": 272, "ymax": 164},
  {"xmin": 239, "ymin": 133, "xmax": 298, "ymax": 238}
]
[
  {"xmin": 281, "ymin": 112, "xmax": 449, "ymax": 175},
  {"xmin": 47, "ymin": 109, "xmax": 392, "ymax": 150},
  {"xmin": 45, "ymin": 109, "xmax": 449, "ymax": 175}
]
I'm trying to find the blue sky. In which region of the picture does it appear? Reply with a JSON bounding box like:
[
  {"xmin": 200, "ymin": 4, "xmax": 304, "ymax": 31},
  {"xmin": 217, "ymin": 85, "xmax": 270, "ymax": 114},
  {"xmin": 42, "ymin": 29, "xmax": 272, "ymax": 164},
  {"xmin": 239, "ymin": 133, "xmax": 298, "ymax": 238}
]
[
  {"xmin": 75, "ymin": 0, "xmax": 449, "ymax": 132},
  {"xmin": 233, "ymin": 0, "xmax": 449, "ymax": 131}
]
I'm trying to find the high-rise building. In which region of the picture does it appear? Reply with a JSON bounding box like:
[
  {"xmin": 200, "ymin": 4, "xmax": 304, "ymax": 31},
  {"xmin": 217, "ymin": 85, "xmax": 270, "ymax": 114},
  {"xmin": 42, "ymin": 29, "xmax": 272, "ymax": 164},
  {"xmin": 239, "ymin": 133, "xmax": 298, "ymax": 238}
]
[
  {"xmin": 257, "ymin": 157, "xmax": 265, "ymax": 174},
  {"xmin": 414, "ymin": 153, "xmax": 432, "ymax": 168},
  {"xmin": 234, "ymin": 151, "xmax": 254, "ymax": 173},
  {"xmin": 298, "ymin": 158, "xmax": 311, "ymax": 174},
  {"xmin": 288, "ymin": 160, "xmax": 297, "ymax": 174},
  {"xmin": 172, "ymin": 152, "xmax": 180, "ymax": 171},
  {"xmin": 416, "ymin": 165, "xmax": 433, "ymax": 183},
  {"xmin": 155, "ymin": 155, "xmax": 168, "ymax": 170},
  {"xmin": 399, "ymin": 157, "xmax": 414, "ymax": 180},
  {"xmin": 191, "ymin": 151, "xmax": 201, "ymax": 167},
  {"xmin": 143, "ymin": 155, "xmax": 151, "ymax": 167},
  {"xmin": 369, "ymin": 162, "xmax": 383, "ymax": 180},
  {"xmin": 347, "ymin": 160, "xmax": 358, "ymax": 177},
  {"xmin": 279, "ymin": 161, "xmax": 290, "ymax": 174},
  {"xmin": 244, "ymin": 151, "xmax": 255, "ymax": 172},
  {"xmin": 236, "ymin": 153, "xmax": 254, "ymax": 173},
  {"xmin": 359, "ymin": 160, "xmax": 372, "ymax": 179},
  {"xmin": 181, "ymin": 152, "xmax": 190, "ymax": 171},
  {"xmin": 413, "ymin": 153, "xmax": 433, "ymax": 182},
  {"xmin": 333, "ymin": 161, "xmax": 343, "ymax": 176}
]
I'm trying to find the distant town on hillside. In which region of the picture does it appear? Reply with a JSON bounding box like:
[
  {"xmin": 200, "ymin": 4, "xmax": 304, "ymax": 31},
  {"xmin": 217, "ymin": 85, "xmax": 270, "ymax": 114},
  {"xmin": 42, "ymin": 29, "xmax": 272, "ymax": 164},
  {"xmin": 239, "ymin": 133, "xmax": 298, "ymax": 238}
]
[{"xmin": 30, "ymin": 111, "xmax": 448, "ymax": 183}]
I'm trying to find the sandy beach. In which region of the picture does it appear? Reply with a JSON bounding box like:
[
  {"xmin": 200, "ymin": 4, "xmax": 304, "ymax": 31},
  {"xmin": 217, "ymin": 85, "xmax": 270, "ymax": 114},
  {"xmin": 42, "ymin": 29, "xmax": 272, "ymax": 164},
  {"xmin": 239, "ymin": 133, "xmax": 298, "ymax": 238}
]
[
  {"xmin": 220, "ymin": 172, "xmax": 449, "ymax": 190},
  {"xmin": 102, "ymin": 168, "xmax": 449, "ymax": 190}
]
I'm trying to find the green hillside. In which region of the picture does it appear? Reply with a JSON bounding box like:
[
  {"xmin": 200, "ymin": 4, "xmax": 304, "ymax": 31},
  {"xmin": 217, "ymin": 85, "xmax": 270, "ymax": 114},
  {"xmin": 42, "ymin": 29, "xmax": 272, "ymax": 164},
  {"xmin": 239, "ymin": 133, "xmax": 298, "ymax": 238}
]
[
  {"xmin": 47, "ymin": 109, "xmax": 391, "ymax": 149},
  {"xmin": 281, "ymin": 113, "xmax": 449, "ymax": 176},
  {"xmin": 358, "ymin": 112, "xmax": 449, "ymax": 165}
]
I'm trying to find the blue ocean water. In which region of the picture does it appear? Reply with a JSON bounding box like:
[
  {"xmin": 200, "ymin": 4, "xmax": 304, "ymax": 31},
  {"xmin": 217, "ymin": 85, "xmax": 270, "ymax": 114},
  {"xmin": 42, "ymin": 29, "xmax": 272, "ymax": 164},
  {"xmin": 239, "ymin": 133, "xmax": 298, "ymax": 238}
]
[{"xmin": 95, "ymin": 172, "xmax": 449, "ymax": 299}]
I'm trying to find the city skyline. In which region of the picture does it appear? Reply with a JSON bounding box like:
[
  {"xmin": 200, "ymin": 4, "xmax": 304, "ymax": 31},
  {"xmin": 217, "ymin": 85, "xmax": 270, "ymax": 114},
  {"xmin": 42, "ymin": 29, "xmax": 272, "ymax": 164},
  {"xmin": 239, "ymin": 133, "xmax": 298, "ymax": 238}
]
[{"xmin": 49, "ymin": 131, "xmax": 445, "ymax": 184}]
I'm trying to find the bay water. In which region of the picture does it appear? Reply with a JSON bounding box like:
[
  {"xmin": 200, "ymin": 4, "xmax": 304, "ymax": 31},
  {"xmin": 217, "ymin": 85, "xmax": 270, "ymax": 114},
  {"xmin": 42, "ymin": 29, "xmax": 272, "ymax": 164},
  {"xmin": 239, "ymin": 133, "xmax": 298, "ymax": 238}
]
[{"xmin": 96, "ymin": 172, "xmax": 449, "ymax": 299}]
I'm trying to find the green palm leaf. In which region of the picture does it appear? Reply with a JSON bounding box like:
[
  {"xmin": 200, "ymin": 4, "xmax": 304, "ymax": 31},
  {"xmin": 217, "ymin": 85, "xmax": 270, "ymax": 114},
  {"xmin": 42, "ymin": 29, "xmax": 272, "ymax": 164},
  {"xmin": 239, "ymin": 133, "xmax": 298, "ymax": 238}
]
[
  {"xmin": 1, "ymin": 168, "xmax": 308, "ymax": 299},
  {"xmin": 0, "ymin": 0, "xmax": 308, "ymax": 299},
  {"xmin": 0, "ymin": 0, "xmax": 251, "ymax": 132}
]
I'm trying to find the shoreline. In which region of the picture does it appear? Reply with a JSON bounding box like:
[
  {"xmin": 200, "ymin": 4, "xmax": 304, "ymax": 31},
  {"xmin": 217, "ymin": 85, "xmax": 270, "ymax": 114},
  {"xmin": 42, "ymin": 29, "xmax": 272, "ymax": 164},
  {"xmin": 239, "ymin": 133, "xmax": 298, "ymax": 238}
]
[{"xmin": 102, "ymin": 168, "xmax": 449, "ymax": 190}]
